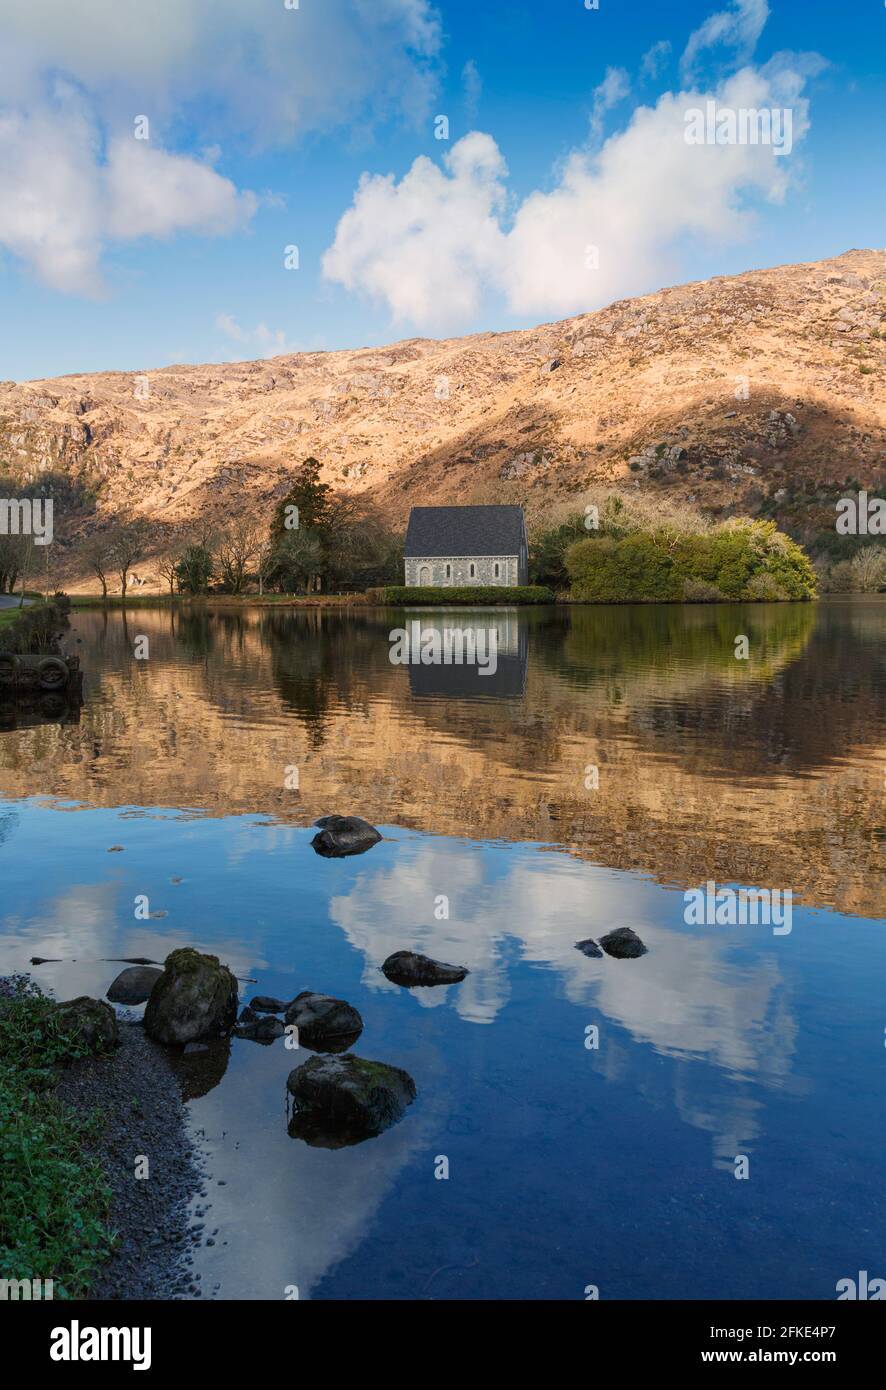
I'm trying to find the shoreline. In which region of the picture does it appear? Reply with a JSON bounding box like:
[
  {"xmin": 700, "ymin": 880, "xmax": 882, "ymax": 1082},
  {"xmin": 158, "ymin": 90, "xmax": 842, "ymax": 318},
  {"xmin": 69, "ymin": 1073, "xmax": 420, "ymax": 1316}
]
[
  {"xmin": 0, "ymin": 977, "xmax": 205, "ymax": 1300},
  {"xmin": 55, "ymin": 1019, "xmax": 207, "ymax": 1300}
]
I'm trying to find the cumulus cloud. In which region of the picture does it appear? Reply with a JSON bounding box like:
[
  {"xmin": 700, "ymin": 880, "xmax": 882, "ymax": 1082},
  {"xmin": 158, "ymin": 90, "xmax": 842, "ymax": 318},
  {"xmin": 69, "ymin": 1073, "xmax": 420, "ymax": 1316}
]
[
  {"xmin": 323, "ymin": 55, "xmax": 817, "ymax": 328},
  {"xmin": 322, "ymin": 131, "xmax": 509, "ymax": 327},
  {"xmin": 0, "ymin": 0, "xmax": 442, "ymax": 293}
]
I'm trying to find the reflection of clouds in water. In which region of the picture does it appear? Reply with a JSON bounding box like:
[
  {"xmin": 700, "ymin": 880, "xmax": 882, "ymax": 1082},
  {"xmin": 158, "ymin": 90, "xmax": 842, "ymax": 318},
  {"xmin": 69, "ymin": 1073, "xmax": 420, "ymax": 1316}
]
[
  {"xmin": 190, "ymin": 1048, "xmax": 437, "ymax": 1300},
  {"xmin": 328, "ymin": 835, "xmax": 798, "ymax": 1083},
  {"xmin": 0, "ymin": 879, "xmax": 261, "ymax": 1002},
  {"xmin": 226, "ymin": 820, "xmax": 301, "ymax": 866}
]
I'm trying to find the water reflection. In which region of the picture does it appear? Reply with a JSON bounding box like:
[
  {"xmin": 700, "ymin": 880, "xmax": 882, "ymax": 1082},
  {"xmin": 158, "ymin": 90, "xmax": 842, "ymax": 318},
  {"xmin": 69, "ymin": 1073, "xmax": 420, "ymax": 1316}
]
[
  {"xmin": 1, "ymin": 600, "xmax": 885, "ymax": 1298},
  {"xmin": 0, "ymin": 599, "xmax": 882, "ymax": 916}
]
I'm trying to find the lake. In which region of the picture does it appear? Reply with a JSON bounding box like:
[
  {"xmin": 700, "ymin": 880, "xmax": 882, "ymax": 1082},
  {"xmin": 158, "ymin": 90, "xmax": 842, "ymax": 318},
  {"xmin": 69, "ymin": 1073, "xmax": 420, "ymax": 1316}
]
[{"xmin": 1, "ymin": 597, "xmax": 884, "ymax": 1299}]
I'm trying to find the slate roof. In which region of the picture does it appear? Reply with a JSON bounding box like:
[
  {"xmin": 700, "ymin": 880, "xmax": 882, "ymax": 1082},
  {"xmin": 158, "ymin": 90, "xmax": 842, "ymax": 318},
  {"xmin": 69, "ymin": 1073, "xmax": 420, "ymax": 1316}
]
[{"xmin": 404, "ymin": 505, "xmax": 525, "ymax": 558}]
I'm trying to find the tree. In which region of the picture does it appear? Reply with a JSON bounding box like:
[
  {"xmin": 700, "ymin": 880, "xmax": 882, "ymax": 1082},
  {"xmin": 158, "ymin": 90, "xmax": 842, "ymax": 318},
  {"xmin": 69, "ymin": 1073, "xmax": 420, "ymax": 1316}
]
[
  {"xmin": 82, "ymin": 532, "xmax": 115, "ymax": 597},
  {"xmin": 216, "ymin": 518, "xmax": 258, "ymax": 594},
  {"xmin": 175, "ymin": 544, "xmax": 215, "ymax": 594},
  {"xmin": 157, "ymin": 555, "xmax": 181, "ymax": 596},
  {"xmin": 271, "ymin": 458, "xmax": 331, "ymax": 543},
  {"xmin": 851, "ymin": 545, "xmax": 886, "ymax": 592},
  {"xmin": 111, "ymin": 520, "xmax": 151, "ymax": 600},
  {"xmin": 271, "ymin": 530, "xmax": 323, "ymax": 594}
]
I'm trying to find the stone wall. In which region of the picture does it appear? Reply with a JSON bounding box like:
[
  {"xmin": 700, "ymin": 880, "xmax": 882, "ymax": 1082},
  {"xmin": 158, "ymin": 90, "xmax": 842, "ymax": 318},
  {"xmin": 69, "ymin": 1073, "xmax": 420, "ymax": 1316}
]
[{"xmin": 404, "ymin": 555, "xmax": 520, "ymax": 586}]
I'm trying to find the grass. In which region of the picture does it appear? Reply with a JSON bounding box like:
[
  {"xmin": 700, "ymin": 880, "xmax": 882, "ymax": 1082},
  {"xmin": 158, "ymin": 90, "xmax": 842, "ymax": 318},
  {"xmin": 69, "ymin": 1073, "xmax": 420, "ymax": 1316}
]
[{"xmin": 0, "ymin": 980, "xmax": 114, "ymax": 1298}]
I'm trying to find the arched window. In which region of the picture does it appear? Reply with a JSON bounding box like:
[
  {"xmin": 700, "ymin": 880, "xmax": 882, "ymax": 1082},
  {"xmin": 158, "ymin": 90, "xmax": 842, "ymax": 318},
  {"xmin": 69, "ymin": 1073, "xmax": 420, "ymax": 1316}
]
[
  {"xmin": 469, "ymin": 562, "xmax": 476, "ymax": 579},
  {"xmin": 493, "ymin": 562, "xmax": 500, "ymax": 580},
  {"xmin": 445, "ymin": 563, "xmax": 452, "ymax": 580}
]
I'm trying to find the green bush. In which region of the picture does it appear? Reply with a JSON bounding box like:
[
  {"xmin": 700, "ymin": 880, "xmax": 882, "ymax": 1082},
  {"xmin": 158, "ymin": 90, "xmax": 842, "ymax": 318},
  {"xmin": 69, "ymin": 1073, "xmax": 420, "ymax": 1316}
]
[
  {"xmin": 376, "ymin": 584, "xmax": 554, "ymax": 605},
  {"xmin": 0, "ymin": 981, "xmax": 114, "ymax": 1297},
  {"xmin": 566, "ymin": 521, "xmax": 816, "ymax": 603}
]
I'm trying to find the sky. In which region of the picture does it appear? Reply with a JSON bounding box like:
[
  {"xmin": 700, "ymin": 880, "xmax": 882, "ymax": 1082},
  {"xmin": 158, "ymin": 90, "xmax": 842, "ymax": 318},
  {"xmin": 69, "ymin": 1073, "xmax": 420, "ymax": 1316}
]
[{"xmin": 0, "ymin": 0, "xmax": 882, "ymax": 382}]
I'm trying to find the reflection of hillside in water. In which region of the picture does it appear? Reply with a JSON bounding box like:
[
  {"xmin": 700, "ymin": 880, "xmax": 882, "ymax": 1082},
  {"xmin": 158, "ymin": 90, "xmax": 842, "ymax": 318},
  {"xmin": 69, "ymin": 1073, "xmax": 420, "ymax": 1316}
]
[{"xmin": 0, "ymin": 600, "xmax": 883, "ymax": 916}]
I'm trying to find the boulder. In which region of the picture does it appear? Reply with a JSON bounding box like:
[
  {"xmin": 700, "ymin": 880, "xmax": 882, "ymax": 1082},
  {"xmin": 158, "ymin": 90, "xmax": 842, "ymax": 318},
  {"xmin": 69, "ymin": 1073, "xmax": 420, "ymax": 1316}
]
[
  {"xmin": 284, "ymin": 992, "xmax": 363, "ymax": 1051},
  {"xmin": 599, "ymin": 928, "xmax": 648, "ymax": 959},
  {"xmin": 235, "ymin": 1016, "xmax": 284, "ymax": 1044},
  {"xmin": 249, "ymin": 996, "xmax": 286, "ymax": 1014},
  {"xmin": 51, "ymin": 997, "xmax": 118, "ymax": 1052},
  {"xmin": 287, "ymin": 1053, "xmax": 416, "ymax": 1138},
  {"xmin": 381, "ymin": 951, "xmax": 469, "ymax": 987},
  {"xmin": 107, "ymin": 965, "xmax": 163, "ymax": 1005},
  {"xmin": 144, "ymin": 948, "xmax": 238, "ymax": 1046},
  {"xmin": 575, "ymin": 938, "xmax": 603, "ymax": 959},
  {"xmin": 311, "ymin": 815, "xmax": 381, "ymax": 858}
]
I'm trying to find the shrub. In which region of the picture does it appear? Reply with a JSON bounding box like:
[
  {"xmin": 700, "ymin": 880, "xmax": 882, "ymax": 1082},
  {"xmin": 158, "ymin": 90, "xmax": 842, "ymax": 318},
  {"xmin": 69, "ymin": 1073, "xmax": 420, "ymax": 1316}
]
[
  {"xmin": 377, "ymin": 584, "xmax": 554, "ymax": 605},
  {"xmin": 566, "ymin": 520, "xmax": 816, "ymax": 603},
  {"xmin": 683, "ymin": 578, "xmax": 728, "ymax": 602},
  {"xmin": 0, "ymin": 597, "xmax": 71, "ymax": 654}
]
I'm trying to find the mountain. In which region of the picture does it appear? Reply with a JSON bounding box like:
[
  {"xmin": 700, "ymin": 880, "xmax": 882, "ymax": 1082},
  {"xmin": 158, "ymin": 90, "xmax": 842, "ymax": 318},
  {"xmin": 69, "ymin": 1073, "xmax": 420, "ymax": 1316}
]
[{"xmin": 0, "ymin": 249, "xmax": 883, "ymax": 585}]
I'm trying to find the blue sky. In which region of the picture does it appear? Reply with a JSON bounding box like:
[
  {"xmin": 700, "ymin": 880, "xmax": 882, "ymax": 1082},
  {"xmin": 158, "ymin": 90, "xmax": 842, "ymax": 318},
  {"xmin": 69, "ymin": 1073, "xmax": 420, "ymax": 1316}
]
[{"xmin": 0, "ymin": 0, "xmax": 882, "ymax": 382}]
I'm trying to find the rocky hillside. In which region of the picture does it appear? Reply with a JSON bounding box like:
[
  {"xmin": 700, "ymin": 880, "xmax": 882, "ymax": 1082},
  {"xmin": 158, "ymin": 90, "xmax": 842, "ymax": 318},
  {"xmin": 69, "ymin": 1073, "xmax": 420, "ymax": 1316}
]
[{"xmin": 0, "ymin": 249, "xmax": 883, "ymax": 586}]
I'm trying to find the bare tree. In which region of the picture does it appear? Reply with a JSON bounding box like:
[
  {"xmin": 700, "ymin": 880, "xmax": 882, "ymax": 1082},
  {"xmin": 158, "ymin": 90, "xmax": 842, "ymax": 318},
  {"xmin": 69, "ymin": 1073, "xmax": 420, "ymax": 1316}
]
[
  {"xmin": 111, "ymin": 520, "xmax": 151, "ymax": 600},
  {"xmin": 216, "ymin": 517, "xmax": 259, "ymax": 594},
  {"xmin": 851, "ymin": 546, "xmax": 886, "ymax": 592},
  {"xmin": 82, "ymin": 532, "xmax": 115, "ymax": 597},
  {"xmin": 157, "ymin": 555, "xmax": 180, "ymax": 596}
]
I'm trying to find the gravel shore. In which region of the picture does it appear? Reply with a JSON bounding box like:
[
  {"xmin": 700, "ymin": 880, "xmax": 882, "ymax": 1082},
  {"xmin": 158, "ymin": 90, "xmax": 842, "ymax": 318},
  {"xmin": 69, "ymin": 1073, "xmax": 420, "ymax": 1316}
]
[{"xmin": 55, "ymin": 1019, "xmax": 206, "ymax": 1299}]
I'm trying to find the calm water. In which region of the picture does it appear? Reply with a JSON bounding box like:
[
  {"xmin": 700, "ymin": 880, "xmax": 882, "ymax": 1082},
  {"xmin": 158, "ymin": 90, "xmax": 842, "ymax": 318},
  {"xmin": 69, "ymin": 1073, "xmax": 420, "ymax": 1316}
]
[{"xmin": 1, "ymin": 599, "xmax": 884, "ymax": 1300}]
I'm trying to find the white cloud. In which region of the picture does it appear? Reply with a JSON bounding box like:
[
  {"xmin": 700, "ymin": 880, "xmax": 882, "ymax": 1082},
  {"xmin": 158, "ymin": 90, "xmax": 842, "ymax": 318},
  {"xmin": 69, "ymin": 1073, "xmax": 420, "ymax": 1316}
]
[
  {"xmin": 0, "ymin": 0, "xmax": 442, "ymax": 293},
  {"xmin": 640, "ymin": 40, "xmax": 672, "ymax": 82},
  {"xmin": 106, "ymin": 140, "xmax": 255, "ymax": 241},
  {"xmin": 323, "ymin": 57, "xmax": 816, "ymax": 328},
  {"xmin": 462, "ymin": 59, "xmax": 482, "ymax": 122},
  {"xmin": 680, "ymin": 0, "xmax": 770, "ymax": 83},
  {"xmin": 214, "ymin": 313, "xmax": 296, "ymax": 359},
  {"xmin": 322, "ymin": 131, "xmax": 509, "ymax": 328},
  {"xmin": 589, "ymin": 66, "xmax": 631, "ymax": 142}
]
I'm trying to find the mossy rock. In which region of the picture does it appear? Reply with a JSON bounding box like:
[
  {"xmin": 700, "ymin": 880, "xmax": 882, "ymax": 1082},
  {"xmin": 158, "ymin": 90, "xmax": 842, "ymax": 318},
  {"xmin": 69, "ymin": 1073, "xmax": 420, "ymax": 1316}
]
[
  {"xmin": 144, "ymin": 947, "xmax": 238, "ymax": 1046},
  {"xmin": 51, "ymin": 996, "xmax": 119, "ymax": 1053},
  {"xmin": 287, "ymin": 1053, "xmax": 416, "ymax": 1138}
]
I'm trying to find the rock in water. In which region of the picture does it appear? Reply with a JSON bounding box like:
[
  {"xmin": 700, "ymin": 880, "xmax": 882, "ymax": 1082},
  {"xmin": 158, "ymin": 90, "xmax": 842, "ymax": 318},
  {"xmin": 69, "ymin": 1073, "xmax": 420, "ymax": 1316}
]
[
  {"xmin": 575, "ymin": 938, "xmax": 603, "ymax": 959},
  {"xmin": 144, "ymin": 948, "xmax": 238, "ymax": 1046},
  {"xmin": 107, "ymin": 965, "xmax": 163, "ymax": 1005},
  {"xmin": 287, "ymin": 1053, "xmax": 416, "ymax": 1138},
  {"xmin": 249, "ymin": 996, "xmax": 287, "ymax": 1014},
  {"xmin": 51, "ymin": 997, "xmax": 118, "ymax": 1052},
  {"xmin": 599, "ymin": 928, "xmax": 648, "ymax": 959},
  {"xmin": 284, "ymin": 992, "xmax": 363, "ymax": 1050},
  {"xmin": 235, "ymin": 1016, "xmax": 285, "ymax": 1044},
  {"xmin": 311, "ymin": 815, "xmax": 381, "ymax": 858},
  {"xmin": 381, "ymin": 951, "xmax": 469, "ymax": 987}
]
